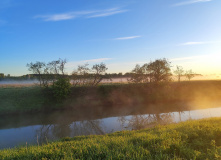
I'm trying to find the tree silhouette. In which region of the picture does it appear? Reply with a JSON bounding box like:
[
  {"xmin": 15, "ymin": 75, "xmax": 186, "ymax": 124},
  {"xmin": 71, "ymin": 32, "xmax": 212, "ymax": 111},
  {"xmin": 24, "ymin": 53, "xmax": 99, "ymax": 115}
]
[
  {"xmin": 129, "ymin": 58, "xmax": 172, "ymax": 83},
  {"xmin": 174, "ymin": 65, "xmax": 184, "ymax": 82},
  {"xmin": 185, "ymin": 70, "xmax": 195, "ymax": 81}
]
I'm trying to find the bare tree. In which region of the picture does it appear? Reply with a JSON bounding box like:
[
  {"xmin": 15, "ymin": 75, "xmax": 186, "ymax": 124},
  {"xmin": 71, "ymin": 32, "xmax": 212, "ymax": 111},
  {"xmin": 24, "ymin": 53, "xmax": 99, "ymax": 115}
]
[
  {"xmin": 47, "ymin": 60, "xmax": 60, "ymax": 75},
  {"xmin": 174, "ymin": 65, "xmax": 184, "ymax": 82},
  {"xmin": 47, "ymin": 60, "xmax": 60, "ymax": 84},
  {"xmin": 72, "ymin": 63, "xmax": 92, "ymax": 86},
  {"xmin": 26, "ymin": 62, "xmax": 46, "ymax": 86},
  {"xmin": 59, "ymin": 58, "xmax": 67, "ymax": 75},
  {"xmin": 46, "ymin": 58, "xmax": 67, "ymax": 84},
  {"xmin": 72, "ymin": 63, "xmax": 108, "ymax": 86},
  {"xmin": 27, "ymin": 58, "xmax": 67, "ymax": 87},
  {"xmin": 185, "ymin": 70, "xmax": 195, "ymax": 81},
  {"xmin": 91, "ymin": 63, "xmax": 108, "ymax": 86}
]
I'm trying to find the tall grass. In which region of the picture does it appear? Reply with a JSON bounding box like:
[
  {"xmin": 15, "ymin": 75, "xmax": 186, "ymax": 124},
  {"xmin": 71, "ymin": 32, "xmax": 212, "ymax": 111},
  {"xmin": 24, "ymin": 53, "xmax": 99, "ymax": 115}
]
[{"xmin": 1, "ymin": 118, "xmax": 221, "ymax": 159}]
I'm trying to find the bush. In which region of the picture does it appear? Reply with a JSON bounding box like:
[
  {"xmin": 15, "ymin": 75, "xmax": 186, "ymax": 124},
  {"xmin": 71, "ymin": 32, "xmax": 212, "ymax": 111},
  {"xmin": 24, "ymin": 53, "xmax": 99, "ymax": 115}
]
[{"xmin": 52, "ymin": 78, "xmax": 71, "ymax": 101}]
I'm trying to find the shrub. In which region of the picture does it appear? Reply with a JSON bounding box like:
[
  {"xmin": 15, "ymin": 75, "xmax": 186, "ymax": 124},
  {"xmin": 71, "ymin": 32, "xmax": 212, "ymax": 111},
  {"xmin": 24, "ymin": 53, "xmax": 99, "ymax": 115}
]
[{"xmin": 52, "ymin": 78, "xmax": 71, "ymax": 101}]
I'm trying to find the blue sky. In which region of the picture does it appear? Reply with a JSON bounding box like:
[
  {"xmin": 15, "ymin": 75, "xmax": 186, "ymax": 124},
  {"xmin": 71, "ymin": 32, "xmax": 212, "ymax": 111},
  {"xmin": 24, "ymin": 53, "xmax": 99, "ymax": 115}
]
[{"xmin": 0, "ymin": 0, "xmax": 221, "ymax": 76}]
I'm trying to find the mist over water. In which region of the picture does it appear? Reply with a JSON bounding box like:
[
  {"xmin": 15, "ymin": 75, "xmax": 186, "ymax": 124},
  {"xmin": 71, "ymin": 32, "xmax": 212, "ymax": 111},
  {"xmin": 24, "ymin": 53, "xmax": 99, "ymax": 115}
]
[
  {"xmin": 0, "ymin": 80, "xmax": 39, "ymax": 85},
  {"xmin": 1, "ymin": 106, "xmax": 221, "ymax": 149},
  {"xmin": 0, "ymin": 75, "xmax": 220, "ymax": 86}
]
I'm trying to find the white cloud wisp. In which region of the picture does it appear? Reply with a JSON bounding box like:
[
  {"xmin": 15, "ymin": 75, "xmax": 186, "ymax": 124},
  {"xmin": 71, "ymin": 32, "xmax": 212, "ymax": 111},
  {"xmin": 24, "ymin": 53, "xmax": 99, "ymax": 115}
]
[
  {"xmin": 173, "ymin": 0, "xmax": 212, "ymax": 6},
  {"xmin": 179, "ymin": 41, "xmax": 221, "ymax": 46},
  {"xmin": 114, "ymin": 36, "xmax": 141, "ymax": 40},
  {"xmin": 35, "ymin": 8, "xmax": 128, "ymax": 21}
]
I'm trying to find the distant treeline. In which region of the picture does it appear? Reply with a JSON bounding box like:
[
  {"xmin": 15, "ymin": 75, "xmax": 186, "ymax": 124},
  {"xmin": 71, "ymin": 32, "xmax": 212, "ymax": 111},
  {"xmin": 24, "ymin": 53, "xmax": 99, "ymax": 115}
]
[
  {"xmin": 1, "ymin": 58, "xmax": 203, "ymax": 83},
  {"xmin": 0, "ymin": 75, "xmax": 36, "ymax": 81},
  {"xmin": 0, "ymin": 72, "xmax": 149, "ymax": 81}
]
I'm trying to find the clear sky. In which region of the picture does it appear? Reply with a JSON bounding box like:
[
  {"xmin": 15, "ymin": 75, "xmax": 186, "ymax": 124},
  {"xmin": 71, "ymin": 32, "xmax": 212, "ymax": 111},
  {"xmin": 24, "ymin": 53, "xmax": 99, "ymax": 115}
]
[{"xmin": 0, "ymin": 0, "xmax": 221, "ymax": 76}]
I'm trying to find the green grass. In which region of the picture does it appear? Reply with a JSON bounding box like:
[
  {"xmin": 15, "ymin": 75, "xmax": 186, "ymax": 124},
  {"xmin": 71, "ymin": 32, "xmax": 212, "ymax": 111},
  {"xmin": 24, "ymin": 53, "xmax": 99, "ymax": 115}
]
[
  {"xmin": 1, "ymin": 80, "xmax": 221, "ymax": 115},
  {"xmin": 0, "ymin": 86, "xmax": 61, "ymax": 115},
  {"xmin": 1, "ymin": 118, "xmax": 221, "ymax": 159},
  {"xmin": 0, "ymin": 86, "xmax": 44, "ymax": 114}
]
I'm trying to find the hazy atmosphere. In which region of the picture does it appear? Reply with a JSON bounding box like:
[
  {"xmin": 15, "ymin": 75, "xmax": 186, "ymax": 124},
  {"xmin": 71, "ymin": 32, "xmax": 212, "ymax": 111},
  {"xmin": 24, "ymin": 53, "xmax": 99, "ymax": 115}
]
[{"xmin": 1, "ymin": 1, "xmax": 221, "ymax": 159}]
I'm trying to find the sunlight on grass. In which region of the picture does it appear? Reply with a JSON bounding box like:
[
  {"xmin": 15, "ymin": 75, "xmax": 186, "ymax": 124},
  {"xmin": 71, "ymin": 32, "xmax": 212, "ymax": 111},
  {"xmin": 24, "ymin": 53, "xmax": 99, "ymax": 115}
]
[{"xmin": 1, "ymin": 118, "xmax": 221, "ymax": 159}]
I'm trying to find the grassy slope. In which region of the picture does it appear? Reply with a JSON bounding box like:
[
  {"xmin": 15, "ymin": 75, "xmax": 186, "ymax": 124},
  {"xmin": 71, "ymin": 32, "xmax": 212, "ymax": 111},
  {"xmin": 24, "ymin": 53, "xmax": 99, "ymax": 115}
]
[
  {"xmin": 1, "ymin": 81, "xmax": 221, "ymax": 115},
  {"xmin": 0, "ymin": 86, "xmax": 44, "ymax": 114},
  {"xmin": 1, "ymin": 118, "xmax": 221, "ymax": 159}
]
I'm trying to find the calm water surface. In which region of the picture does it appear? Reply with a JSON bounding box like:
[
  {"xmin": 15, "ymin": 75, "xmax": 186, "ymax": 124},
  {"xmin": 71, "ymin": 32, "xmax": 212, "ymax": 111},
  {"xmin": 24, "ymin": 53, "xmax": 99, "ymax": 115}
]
[{"xmin": 1, "ymin": 106, "xmax": 221, "ymax": 150}]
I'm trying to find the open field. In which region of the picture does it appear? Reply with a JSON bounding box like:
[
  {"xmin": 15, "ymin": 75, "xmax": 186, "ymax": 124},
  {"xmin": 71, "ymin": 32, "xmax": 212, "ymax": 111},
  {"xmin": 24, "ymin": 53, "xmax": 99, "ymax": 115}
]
[{"xmin": 1, "ymin": 118, "xmax": 221, "ymax": 159}]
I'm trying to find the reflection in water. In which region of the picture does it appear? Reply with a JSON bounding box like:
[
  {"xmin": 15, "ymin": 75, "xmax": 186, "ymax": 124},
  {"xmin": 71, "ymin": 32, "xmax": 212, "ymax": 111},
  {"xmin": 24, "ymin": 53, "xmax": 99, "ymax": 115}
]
[
  {"xmin": 1, "ymin": 106, "xmax": 221, "ymax": 149},
  {"xmin": 118, "ymin": 113, "xmax": 174, "ymax": 130},
  {"xmin": 35, "ymin": 120, "xmax": 105, "ymax": 145},
  {"xmin": 36, "ymin": 125, "xmax": 53, "ymax": 144},
  {"xmin": 71, "ymin": 120, "xmax": 105, "ymax": 136},
  {"xmin": 52, "ymin": 124, "xmax": 71, "ymax": 139}
]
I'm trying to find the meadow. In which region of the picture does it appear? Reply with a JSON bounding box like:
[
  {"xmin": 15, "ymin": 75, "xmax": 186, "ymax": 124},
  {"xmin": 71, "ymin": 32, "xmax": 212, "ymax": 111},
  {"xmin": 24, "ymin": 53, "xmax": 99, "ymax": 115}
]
[
  {"xmin": 1, "ymin": 118, "xmax": 221, "ymax": 159},
  {"xmin": 1, "ymin": 80, "xmax": 221, "ymax": 115}
]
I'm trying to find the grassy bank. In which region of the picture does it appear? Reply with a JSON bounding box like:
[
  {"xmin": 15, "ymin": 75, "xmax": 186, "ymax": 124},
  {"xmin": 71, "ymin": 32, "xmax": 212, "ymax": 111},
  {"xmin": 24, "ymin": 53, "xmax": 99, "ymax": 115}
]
[
  {"xmin": 1, "ymin": 81, "xmax": 221, "ymax": 115},
  {"xmin": 1, "ymin": 118, "xmax": 221, "ymax": 159},
  {"xmin": 0, "ymin": 86, "xmax": 44, "ymax": 114},
  {"xmin": 0, "ymin": 86, "xmax": 59, "ymax": 115}
]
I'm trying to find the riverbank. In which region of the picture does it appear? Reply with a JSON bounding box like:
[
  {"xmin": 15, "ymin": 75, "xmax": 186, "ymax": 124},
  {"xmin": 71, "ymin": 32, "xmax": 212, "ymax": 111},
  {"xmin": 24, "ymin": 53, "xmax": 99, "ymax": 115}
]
[
  {"xmin": 0, "ymin": 80, "xmax": 221, "ymax": 115},
  {"xmin": 0, "ymin": 81, "xmax": 221, "ymax": 115},
  {"xmin": 1, "ymin": 118, "xmax": 221, "ymax": 159}
]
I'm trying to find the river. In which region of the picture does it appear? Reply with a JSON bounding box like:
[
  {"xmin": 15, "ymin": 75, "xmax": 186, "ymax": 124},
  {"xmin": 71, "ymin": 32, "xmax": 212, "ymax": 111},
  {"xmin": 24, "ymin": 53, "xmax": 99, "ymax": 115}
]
[{"xmin": 1, "ymin": 106, "xmax": 221, "ymax": 149}]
